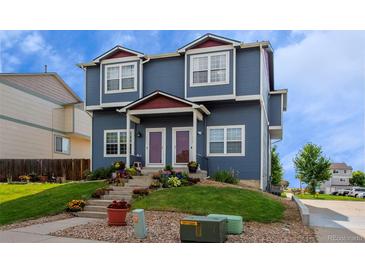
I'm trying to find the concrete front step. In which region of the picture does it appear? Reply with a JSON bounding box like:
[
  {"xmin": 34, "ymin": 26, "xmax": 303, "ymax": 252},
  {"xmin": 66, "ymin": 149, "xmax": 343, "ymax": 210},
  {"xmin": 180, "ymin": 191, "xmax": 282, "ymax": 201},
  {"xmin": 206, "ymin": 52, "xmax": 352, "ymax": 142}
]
[
  {"xmin": 76, "ymin": 211, "xmax": 106, "ymax": 219},
  {"xmin": 84, "ymin": 205, "xmax": 107, "ymax": 212},
  {"xmin": 87, "ymin": 199, "xmax": 114, "ymax": 206},
  {"xmin": 102, "ymin": 194, "xmax": 132, "ymax": 200},
  {"xmin": 110, "ymin": 190, "xmax": 135, "ymax": 195}
]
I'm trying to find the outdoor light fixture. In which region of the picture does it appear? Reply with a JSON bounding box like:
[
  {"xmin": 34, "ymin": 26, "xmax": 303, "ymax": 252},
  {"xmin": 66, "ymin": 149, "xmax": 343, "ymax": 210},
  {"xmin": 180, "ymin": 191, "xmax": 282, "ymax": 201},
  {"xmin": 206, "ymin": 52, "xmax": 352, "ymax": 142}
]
[{"xmin": 137, "ymin": 131, "xmax": 142, "ymax": 137}]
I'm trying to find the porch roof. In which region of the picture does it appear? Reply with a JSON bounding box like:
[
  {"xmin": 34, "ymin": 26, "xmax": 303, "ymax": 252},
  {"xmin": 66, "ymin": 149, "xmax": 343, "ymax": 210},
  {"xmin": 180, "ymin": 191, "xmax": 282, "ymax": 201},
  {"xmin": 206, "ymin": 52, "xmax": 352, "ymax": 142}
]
[{"xmin": 116, "ymin": 90, "xmax": 210, "ymax": 115}]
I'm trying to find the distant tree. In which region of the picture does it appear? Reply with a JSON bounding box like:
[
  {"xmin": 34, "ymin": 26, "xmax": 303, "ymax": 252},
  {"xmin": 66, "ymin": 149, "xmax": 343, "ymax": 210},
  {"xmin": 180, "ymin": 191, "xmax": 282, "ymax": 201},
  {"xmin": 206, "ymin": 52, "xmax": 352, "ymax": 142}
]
[
  {"xmin": 293, "ymin": 143, "xmax": 331, "ymax": 194},
  {"xmin": 350, "ymin": 171, "xmax": 365, "ymax": 186},
  {"xmin": 271, "ymin": 146, "xmax": 283, "ymax": 185}
]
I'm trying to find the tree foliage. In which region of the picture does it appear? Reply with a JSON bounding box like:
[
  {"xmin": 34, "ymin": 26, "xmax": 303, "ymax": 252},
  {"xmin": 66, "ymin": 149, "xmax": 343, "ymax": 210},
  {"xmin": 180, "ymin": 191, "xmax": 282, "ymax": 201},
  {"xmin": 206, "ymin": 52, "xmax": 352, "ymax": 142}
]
[
  {"xmin": 293, "ymin": 143, "xmax": 331, "ymax": 194},
  {"xmin": 271, "ymin": 146, "xmax": 283, "ymax": 185},
  {"xmin": 350, "ymin": 171, "xmax": 365, "ymax": 186}
]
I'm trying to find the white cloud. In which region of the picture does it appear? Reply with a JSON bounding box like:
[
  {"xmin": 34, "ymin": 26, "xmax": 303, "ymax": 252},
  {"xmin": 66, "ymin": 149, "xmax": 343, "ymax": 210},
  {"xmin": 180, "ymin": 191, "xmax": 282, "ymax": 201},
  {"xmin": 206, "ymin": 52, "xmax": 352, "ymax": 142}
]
[
  {"xmin": 22, "ymin": 32, "xmax": 45, "ymax": 53},
  {"xmin": 275, "ymin": 31, "xmax": 365, "ymax": 185}
]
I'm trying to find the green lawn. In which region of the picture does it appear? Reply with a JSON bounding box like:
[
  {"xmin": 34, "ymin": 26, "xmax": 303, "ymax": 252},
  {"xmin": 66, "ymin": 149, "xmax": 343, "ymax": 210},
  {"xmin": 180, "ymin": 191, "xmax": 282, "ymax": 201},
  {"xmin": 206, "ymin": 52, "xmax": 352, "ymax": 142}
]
[
  {"xmin": 296, "ymin": 193, "xmax": 365, "ymax": 201},
  {"xmin": 132, "ymin": 186, "xmax": 285, "ymax": 223},
  {"xmin": 0, "ymin": 181, "xmax": 106, "ymax": 225}
]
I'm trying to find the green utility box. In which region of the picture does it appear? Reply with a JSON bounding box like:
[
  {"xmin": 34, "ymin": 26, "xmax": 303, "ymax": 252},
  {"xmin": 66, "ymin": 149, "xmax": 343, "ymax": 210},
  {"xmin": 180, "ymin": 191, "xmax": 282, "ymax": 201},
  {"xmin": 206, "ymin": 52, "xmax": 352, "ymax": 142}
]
[
  {"xmin": 180, "ymin": 215, "xmax": 227, "ymax": 243},
  {"xmin": 207, "ymin": 214, "xmax": 244, "ymax": 235}
]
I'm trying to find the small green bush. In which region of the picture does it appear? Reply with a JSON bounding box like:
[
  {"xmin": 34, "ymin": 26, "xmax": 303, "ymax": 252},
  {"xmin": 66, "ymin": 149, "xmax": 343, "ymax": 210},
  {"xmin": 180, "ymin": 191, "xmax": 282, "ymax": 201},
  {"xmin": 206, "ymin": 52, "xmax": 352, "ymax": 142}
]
[
  {"xmin": 167, "ymin": 176, "xmax": 182, "ymax": 187},
  {"xmin": 212, "ymin": 170, "xmax": 239, "ymax": 184},
  {"xmin": 125, "ymin": 167, "xmax": 137, "ymax": 176},
  {"xmin": 87, "ymin": 167, "xmax": 113, "ymax": 180},
  {"xmin": 164, "ymin": 164, "xmax": 173, "ymax": 171}
]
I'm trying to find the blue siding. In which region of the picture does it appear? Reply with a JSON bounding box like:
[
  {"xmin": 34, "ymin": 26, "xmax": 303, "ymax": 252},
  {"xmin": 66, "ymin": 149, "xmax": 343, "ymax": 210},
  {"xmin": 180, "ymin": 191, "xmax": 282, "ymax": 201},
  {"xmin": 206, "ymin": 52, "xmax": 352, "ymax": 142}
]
[
  {"xmin": 269, "ymin": 94, "xmax": 281, "ymax": 126},
  {"xmin": 92, "ymin": 109, "xmax": 129, "ymax": 169},
  {"xmin": 143, "ymin": 57, "xmax": 185, "ymax": 97},
  {"xmin": 204, "ymin": 101, "xmax": 261, "ymax": 179},
  {"xmin": 186, "ymin": 50, "xmax": 234, "ymax": 98},
  {"xmin": 85, "ymin": 66, "xmax": 100, "ymax": 106},
  {"xmin": 236, "ymin": 48, "xmax": 260, "ymax": 96},
  {"xmin": 101, "ymin": 60, "xmax": 140, "ymax": 104}
]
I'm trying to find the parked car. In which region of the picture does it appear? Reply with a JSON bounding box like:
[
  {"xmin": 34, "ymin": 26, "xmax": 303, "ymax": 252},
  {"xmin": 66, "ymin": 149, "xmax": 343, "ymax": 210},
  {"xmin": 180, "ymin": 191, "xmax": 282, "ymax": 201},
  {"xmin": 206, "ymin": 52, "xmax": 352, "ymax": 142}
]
[
  {"xmin": 337, "ymin": 188, "xmax": 351, "ymax": 196},
  {"xmin": 356, "ymin": 192, "xmax": 365, "ymax": 199},
  {"xmin": 331, "ymin": 190, "xmax": 338, "ymax": 195},
  {"xmin": 348, "ymin": 187, "xmax": 365, "ymax": 197}
]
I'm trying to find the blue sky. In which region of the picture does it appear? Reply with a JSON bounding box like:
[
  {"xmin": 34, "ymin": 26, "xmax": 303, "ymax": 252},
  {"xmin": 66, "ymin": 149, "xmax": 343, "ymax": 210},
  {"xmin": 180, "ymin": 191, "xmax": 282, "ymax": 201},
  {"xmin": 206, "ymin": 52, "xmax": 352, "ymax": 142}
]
[{"xmin": 0, "ymin": 30, "xmax": 364, "ymax": 187}]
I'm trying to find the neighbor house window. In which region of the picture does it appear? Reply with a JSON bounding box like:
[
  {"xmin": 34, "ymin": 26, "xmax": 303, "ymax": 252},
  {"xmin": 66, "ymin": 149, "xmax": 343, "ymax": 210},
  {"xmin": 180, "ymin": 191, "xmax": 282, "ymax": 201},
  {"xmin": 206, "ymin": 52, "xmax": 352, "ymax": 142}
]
[
  {"xmin": 54, "ymin": 135, "xmax": 70, "ymax": 154},
  {"xmin": 104, "ymin": 129, "xmax": 134, "ymax": 157},
  {"xmin": 105, "ymin": 62, "xmax": 137, "ymax": 93},
  {"xmin": 207, "ymin": 125, "xmax": 245, "ymax": 156},
  {"xmin": 190, "ymin": 51, "xmax": 229, "ymax": 86}
]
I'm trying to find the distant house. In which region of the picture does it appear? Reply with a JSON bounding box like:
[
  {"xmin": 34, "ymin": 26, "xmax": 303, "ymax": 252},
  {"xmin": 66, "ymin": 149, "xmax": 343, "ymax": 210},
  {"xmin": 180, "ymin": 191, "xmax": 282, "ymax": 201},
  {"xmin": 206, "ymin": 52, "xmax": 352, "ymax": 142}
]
[
  {"xmin": 321, "ymin": 163, "xmax": 353, "ymax": 194},
  {"xmin": 0, "ymin": 73, "xmax": 91, "ymax": 159}
]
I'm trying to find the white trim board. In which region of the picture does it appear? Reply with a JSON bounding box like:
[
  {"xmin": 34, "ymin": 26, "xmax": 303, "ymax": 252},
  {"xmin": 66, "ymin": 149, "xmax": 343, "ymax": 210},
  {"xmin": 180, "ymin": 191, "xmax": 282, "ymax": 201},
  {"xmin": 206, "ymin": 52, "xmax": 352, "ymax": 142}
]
[
  {"xmin": 145, "ymin": 128, "xmax": 166, "ymax": 167},
  {"xmin": 172, "ymin": 127, "xmax": 193, "ymax": 167}
]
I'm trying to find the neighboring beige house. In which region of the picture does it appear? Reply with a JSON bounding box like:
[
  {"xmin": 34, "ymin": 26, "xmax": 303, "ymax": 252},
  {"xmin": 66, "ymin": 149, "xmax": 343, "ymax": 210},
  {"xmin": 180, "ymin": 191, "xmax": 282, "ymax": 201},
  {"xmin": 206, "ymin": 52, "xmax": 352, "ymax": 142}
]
[
  {"xmin": 0, "ymin": 73, "xmax": 91, "ymax": 159},
  {"xmin": 320, "ymin": 162, "xmax": 353, "ymax": 194}
]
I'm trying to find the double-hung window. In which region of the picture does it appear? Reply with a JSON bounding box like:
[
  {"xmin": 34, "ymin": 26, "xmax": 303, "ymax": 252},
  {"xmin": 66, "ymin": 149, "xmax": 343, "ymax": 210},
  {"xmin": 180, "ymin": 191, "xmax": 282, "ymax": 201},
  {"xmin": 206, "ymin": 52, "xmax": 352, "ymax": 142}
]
[
  {"xmin": 190, "ymin": 51, "xmax": 229, "ymax": 86},
  {"xmin": 105, "ymin": 62, "xmax": 137, "ymax": 93},
  {"xmin": 104, "ymin": 129, "xmax": 134, "ymax": 157},
  {"xmin": 207, "ymin": 126, "xmax": 245, "ymax": 156},
  {"xmin": 54, "ymin": 135, "xmax": 70, "ymax": 154}
]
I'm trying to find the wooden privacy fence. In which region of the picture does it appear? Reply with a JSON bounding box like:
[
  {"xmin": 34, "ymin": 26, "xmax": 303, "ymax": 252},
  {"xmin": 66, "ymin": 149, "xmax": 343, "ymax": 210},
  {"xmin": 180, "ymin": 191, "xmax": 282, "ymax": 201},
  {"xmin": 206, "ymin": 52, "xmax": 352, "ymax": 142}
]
[{"xmin": 0, "ymin": 159, "xmax": 90, "ymax": 181}]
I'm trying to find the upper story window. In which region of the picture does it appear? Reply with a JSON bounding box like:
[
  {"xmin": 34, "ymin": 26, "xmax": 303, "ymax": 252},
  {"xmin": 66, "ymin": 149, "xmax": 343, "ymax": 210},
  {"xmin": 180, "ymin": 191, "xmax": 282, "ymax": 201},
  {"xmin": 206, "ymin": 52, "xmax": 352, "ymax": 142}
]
[
  {"xmin": 105, "ymin": 62, "xmax": 137, "ymax": 93},
  {"xmin": 190, "ymin": 51, "xmax": 229, "ymax": 87},
  {"xmin": 54, "ymin": 135, "xmax": 70, "ymax": 154}
]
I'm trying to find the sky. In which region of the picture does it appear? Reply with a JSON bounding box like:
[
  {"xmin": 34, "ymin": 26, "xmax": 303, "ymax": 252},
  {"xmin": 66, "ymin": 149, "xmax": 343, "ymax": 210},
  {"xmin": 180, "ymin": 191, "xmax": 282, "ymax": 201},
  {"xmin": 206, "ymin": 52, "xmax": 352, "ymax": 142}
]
[{"xmin": 0, "ymin": 30, "xmax": 364, "ymax": 187}]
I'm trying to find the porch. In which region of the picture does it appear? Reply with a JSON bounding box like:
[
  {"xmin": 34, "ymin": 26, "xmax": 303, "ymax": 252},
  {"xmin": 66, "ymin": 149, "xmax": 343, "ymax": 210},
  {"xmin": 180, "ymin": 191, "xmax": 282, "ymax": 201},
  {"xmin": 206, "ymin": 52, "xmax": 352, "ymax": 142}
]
[{"xmin": 117, "ymin": 91, "xmax": 210, "ymax": 172}]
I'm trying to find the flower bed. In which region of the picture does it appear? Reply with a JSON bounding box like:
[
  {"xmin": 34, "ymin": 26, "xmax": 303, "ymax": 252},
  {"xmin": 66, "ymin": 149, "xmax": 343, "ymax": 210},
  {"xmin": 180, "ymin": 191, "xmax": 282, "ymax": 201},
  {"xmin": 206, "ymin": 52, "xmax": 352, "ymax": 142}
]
[{"xmin": 149, "ymin": 166, "xmax": 200, "ymax": 189}]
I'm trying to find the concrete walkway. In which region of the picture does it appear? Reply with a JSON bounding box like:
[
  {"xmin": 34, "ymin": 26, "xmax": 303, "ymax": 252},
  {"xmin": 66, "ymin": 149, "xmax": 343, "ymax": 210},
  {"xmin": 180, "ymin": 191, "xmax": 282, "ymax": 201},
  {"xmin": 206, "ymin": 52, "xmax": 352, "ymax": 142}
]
[
  {"xmin": 0, "ymin": 217, "xmax": 103, "ymax": 243},
  {"xmin": 300, "ymin": 199, "xmax": 365, "ymax": 243}
]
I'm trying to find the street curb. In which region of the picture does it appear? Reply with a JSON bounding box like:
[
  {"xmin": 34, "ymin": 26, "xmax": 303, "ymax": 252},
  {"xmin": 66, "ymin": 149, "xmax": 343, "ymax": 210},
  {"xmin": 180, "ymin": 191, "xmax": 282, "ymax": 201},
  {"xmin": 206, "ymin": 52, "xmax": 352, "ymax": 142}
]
[{"xmin": 292, "ymin": 196, "xmax": 310, "ymax": 226}]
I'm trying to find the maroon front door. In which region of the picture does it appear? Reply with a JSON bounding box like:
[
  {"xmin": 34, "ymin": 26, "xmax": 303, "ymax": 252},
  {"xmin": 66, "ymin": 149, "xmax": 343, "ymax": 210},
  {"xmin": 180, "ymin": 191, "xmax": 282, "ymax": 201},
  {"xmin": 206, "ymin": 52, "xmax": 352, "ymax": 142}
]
[
  {"xmin": 173, "ymin": 128, "xmax": 191, "ymax": 166},
  {"xmin": 146, "ymin": 128, "xmax": 165, "ymax": 166}
]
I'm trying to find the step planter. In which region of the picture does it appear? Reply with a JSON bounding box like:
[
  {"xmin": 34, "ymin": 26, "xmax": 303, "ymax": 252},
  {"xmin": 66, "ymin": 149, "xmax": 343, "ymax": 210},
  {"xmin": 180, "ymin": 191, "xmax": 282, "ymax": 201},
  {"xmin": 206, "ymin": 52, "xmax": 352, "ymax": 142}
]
[{"xmin": 107, "ymin": 208, "xmax": 129, "ymax": 226}]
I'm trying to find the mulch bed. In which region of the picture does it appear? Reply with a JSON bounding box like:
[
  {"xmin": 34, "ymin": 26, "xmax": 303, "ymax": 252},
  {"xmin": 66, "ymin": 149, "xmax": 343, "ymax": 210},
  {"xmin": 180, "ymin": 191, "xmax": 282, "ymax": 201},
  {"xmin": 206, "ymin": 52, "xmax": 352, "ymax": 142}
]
[{"xmin": 50, "ymin": 199, "xmax": 316, "ymax": 243}]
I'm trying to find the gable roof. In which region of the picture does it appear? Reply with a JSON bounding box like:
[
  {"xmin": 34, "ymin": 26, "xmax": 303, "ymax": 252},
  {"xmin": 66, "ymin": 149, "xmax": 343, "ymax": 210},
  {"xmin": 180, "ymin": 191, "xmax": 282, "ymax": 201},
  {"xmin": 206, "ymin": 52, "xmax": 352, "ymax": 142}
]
[
  {"xmin": 93, "ymin": 45, "xmax": 144, "ymax": 62},
  {"xmin": 177, "ymin": 33, "xmax": 241, "ymax": 53},
  {"xmin": 330, "ymin": 163, "xmax": 353, "ymax": 170},
  {"xmin": 117, "ymin": 90, "xmax": 210, "ymax": 115},
  {"xmin": 0, "ymin": 73, "xmax": 81, "ymax": 105}
]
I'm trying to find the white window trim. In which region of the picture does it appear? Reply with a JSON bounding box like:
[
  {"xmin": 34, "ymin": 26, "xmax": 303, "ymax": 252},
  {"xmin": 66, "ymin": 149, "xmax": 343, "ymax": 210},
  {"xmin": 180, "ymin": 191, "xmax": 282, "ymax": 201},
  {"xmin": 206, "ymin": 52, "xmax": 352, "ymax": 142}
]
[
  {"xmin": 189, "ymin": 51, "xmax": 230, "ymax": 87},
  {"xmin": 54, "ymin": 135, "xmax": 71, "ymax": 155},
  {"xmin": 206, "ymin": 125, "xmax": 245, "ymax": 157},
  {"xmin": 104, "ymin": 129, "xmax": 135, "ymax": 157},
  {"xmin": 104, "ymin": 62, "xmax": 138, "ymax": 94}
]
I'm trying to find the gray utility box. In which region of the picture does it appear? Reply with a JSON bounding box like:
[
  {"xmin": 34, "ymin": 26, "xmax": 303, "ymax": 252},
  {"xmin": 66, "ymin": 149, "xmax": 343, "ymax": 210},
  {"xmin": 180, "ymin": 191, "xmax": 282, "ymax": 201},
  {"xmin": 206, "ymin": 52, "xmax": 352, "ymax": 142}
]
[{"xmin": 180, "ymin": 216, "xmax": 227, "ymax": 243}]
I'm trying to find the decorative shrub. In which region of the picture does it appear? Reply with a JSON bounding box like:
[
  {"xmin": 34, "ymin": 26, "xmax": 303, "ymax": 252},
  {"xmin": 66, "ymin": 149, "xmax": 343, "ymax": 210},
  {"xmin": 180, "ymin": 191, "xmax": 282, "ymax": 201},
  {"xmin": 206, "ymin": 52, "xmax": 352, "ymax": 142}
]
[
  {"xmin": 112, "ymin": 161, "xmax": 126, "ymax": 172},
  {"xmin": 132, "ymin": 188, "xmax": 149, "ymax": 199},
  {"xmin": 149, "ymin": 180, "xmax": 161, "ymax": 189},
  {"xmin": 19, "ymin": 175, "xmax": 31, "ymax": 182},
  {"xmin": 28, "ymin": 172, "xmax": 38, "ymax": 182},
  {"xmin": 91, "ymin": 188, "xmax": 111, "ymax": 198},
  {"xmin": 126, "ymin": 167, "xmax": 137, "ymax": 176},
  {"xmin": 66, "ymin": 200, "xmax": 86, "ymax": 212},
  {"xmin": 212, "ymin": 170, "xmax": 239, "ymax": 184},
  {"xmin": 164, "ymin": 164, "xmax": 173, "ymax": 171},
  {"xmin": 38, "ymin": 175, "xmax": 48, "ymax": 183},
  {"xmin": 107, "ymin": 200, "xmax": 131, "ymax": 209},
  {"xmin": 167, "ymin": 176, "xmax": 182, "ymax": 187},
  {"xmin": 87, "ymin": 167, "xmax": 113, "ymax": 180}
]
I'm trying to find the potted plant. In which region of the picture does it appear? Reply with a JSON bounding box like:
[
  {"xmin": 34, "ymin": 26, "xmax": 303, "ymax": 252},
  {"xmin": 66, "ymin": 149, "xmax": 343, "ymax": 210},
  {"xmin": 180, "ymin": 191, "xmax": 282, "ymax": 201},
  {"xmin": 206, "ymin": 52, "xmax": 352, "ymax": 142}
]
[
  {"xmin": 107, "ymin": 200, "xmax": 131, "ymax": 226},
  {"xmin": 187, "ymin": 161, "xmax": 199, "ymax": 173}
]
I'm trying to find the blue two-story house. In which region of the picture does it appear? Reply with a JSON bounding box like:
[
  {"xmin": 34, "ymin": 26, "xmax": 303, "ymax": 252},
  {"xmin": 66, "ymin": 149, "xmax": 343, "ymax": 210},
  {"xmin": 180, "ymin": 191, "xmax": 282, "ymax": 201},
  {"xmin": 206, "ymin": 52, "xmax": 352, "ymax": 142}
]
[{"xmin": 79, "ymin": 33, "xmax": 287, "ymax": 191}]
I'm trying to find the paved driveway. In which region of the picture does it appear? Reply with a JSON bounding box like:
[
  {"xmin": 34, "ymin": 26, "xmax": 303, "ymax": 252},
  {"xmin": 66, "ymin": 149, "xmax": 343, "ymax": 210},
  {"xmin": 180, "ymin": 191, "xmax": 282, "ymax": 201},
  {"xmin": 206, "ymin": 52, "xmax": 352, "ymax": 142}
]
[{"xmin": 300, "ymin": 199, "xmax": 365, "ymax": 243}]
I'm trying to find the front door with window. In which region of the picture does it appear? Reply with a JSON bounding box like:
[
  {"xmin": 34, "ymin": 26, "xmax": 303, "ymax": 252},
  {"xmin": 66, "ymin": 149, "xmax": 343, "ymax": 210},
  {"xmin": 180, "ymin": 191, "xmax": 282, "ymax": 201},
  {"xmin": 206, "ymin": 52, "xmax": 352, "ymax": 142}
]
[
  {"xmin": 146, "ymin": 128, "xmax": 166, "ymax": 167},
  {"xmin": 172, "ymin": 127, "xmax": 192, "ymax": 167}
]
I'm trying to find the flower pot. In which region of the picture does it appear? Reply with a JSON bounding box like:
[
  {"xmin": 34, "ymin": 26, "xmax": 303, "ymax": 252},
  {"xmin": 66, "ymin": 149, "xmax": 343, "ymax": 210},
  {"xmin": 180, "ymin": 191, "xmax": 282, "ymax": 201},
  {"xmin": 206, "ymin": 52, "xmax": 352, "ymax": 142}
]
[
  {"xmin": 107, "ymin": 208, "xmax": 129, "ymax": 226},
  {"xmin": 188, "ymin": 167, "xmax": 197, "ymax": 173}
]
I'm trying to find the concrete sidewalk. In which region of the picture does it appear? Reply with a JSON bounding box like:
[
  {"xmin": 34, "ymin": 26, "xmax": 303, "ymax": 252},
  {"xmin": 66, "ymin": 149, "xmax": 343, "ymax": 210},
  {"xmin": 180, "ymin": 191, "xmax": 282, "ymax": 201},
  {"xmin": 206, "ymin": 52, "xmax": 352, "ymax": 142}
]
[
  {"xmin": 300, "ymin": 199, "xmax": 365, "ymax": 243},
  {"xmin": 0, "ymin": 217, "xmax": 103, "ymax": 243}
]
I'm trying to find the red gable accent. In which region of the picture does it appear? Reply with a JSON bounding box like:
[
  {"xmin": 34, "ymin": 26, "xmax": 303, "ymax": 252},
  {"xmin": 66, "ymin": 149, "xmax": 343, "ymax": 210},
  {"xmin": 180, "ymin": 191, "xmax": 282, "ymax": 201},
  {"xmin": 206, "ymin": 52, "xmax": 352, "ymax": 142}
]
[
  {"xmin": 103, "ymin": 50, "xmax": 136, "ymax": 60},
  {"xmin": 132, "ymin": 94, "xmax": 190, "ymax": 110},
  {"xmin": 191, "ymin": 38, "xmax": 229, "ymax": 49}
]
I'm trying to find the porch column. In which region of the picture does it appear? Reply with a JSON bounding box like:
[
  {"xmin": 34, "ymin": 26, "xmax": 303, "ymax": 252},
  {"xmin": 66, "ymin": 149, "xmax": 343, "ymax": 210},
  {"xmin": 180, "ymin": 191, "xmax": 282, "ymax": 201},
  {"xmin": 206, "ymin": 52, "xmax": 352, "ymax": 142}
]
[
  {"xmin": 192, "ymin": 110, "xmax": 198, "ymax": 162},
  {"xmin": 126, "ymin": 111, "xmax": 131, "ymax": 168}
]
